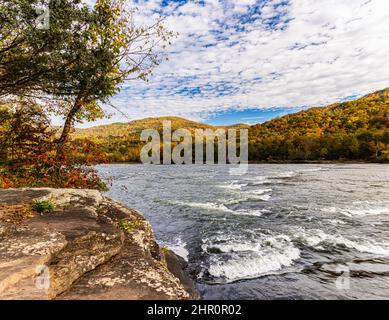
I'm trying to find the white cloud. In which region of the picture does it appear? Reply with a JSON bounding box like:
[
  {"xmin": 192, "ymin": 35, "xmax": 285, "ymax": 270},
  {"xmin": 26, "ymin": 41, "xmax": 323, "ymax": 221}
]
[{"xmin": 72, "ymin": 0, "xmax": 389, "ymax": 126}]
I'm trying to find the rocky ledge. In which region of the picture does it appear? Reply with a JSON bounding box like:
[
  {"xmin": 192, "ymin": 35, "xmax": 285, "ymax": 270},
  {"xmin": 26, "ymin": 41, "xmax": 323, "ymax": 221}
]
[{"xmin": 0, "ymin": 188, "xmax": 200, "ymax": 300}]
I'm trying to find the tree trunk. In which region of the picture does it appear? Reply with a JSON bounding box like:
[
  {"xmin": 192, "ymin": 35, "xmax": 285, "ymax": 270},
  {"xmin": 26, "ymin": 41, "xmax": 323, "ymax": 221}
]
[{"xmin": 56, "ymin": 95, "xmax": 83, "ymax": 156}]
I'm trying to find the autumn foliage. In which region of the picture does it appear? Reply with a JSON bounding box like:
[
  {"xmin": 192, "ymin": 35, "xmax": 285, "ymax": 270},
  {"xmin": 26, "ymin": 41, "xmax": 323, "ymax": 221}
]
[
  {"xmin": 0, "ymin": 100, "xmax": 108, "ymax": 190},
  {"xmin": 249, "ymin": 89, "xmax": 389, "ymax": 162},
  {"xmin": 0, "ymin": 0, "xmax": 173, "ymax": 191},
  {"xmin": 64, "ymin": 90, "xmax": 389, "ymax": 164}
]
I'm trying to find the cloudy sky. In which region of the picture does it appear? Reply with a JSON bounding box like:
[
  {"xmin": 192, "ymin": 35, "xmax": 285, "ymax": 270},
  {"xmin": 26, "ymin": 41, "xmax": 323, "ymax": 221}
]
[{"xmin": 76, "ymin": 0, "xmax": 389, "ymax": 126}]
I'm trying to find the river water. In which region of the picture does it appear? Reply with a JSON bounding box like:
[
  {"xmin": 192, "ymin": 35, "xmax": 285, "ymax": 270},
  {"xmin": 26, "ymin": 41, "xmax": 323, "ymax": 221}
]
[{"xmin": 97, "ymin": 164, "xmax": 389, "ymax": 300}]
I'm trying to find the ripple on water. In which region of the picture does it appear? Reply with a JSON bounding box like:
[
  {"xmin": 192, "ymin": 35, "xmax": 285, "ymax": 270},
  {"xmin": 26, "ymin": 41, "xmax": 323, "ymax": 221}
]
[
  {"xmin": 202, "ymin": 232, "xmax": 301, "ymax": 283},
  {"xmin": 97, "ymin": 164, "xmax": 389, "ymax": 299}
]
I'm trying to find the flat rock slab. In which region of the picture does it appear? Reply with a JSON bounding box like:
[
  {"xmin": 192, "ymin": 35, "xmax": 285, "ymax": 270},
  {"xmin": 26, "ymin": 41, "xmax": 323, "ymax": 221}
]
[{"xmin": 0, "ymin": 188, "xmax": 198, "ymax": 300}]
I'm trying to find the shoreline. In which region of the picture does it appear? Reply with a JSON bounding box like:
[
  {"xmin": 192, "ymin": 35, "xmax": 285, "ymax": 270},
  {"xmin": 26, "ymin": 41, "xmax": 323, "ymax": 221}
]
[{"xmin": 96, "ymin": 160, "xmax": 387, "ymax": 165}]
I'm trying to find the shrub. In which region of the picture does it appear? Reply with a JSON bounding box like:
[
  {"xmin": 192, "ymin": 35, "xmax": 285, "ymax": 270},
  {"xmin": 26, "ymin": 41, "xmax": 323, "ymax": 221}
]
[
  {"xmin": 0, "ymin": 175, "xmax": 14, "ymax": 189},
  {"xmin": 0, "ymin": 100, "xmax": 108, "ymax": 190},
  {"xmin": 118, "ymin": 219, "xmax": 141, "ymax": 233},
  {"xmin": 32, "ymin": 200, "xmax": 55, "ymax": 214}
]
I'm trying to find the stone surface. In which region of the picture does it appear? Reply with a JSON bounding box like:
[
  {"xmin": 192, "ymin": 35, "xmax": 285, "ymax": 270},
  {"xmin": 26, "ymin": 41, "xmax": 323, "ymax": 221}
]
[{"xmin": 0, "ymin": 188, "xmax": 199, "ymax": 300}]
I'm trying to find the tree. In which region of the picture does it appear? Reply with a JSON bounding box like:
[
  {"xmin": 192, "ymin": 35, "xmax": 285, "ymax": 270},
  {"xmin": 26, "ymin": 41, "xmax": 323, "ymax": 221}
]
[
  {"xmin": 0, "ymin": 98, "xmax": 53, "ymax": 164},
  {"xmin": 53, "ymin": 0, "xmax": 175, "ymax": 151},
  {"xmin": 1, "ymin": 0, "xmax": 175, "ymax": 153},
  {"xmin": 0, "ymin": 0, "xmax": 93, "ymax": 97},
  {"xmin": 0, "ymin": 98, "xmax": 108, "ymax": 189}
]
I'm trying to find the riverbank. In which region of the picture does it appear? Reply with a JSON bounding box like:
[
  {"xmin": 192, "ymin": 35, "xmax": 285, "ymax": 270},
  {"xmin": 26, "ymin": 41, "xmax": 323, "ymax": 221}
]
[
  {"xmin": 75, "ymin": 160, "xmax": 387, "ymax": 167},
  {"xmin": 0, "ymin": 188, "xmax": 200, "ymax": 300},
  {"xmin": 248, "ymin": 160, "xmax": 388, "ymax": 164}
]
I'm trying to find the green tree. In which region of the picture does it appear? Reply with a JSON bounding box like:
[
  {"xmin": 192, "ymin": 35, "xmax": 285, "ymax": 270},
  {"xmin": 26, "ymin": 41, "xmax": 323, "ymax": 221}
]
[
  {"xmin": 55, "ymin": 0, "xmax": 175, "ymax": 151},
  {"xmin": 0, "ymin": 0, "xmax": 93, "ymax": 97},
  {"xmin": 1, "ymin": 0, "xmax": 175, "ymax": 152}
]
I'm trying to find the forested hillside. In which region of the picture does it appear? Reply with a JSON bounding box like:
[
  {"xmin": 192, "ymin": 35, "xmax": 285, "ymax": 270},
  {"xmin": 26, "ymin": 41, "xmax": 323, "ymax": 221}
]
[
  {"xmin": 67, "ymin": 89, "xmax": 389, "ymax": 163},
  {"xmin": 249, "ymin": 89, "xmax": 389, "ymax": 162},
  {"xmin": 71, "ymin": 117, "xmax": 249, "ymax": 162}
]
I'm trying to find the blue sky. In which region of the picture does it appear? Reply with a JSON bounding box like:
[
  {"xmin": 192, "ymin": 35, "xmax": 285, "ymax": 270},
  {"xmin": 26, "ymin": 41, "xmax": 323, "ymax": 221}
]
[
  {"xmin": 77, "ymin": 0, "xmax": 389, "ymax": 127},
  {"xmin": 207, "ymin": 107, "xmax": 302, "ymax": 125}
]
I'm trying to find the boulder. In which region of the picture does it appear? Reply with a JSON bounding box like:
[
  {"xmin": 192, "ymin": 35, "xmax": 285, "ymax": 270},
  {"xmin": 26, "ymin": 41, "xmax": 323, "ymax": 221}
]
[{"xmin": 0, "ymin": 188, "xmax": 199, "ymax": 300}]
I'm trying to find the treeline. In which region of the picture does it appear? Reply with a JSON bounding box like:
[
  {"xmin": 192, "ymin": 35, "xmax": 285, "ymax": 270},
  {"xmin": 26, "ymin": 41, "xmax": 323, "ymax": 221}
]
[
  {"xmin": 68, "ymin": 90, "xmax": 389, "ymax": 163},
  {"xmin": 70, "ymin": 117, "xmax": 249, "ymax": 163},
  {"xmin": 249, "ymin": 90, "xmax": 389, "ymax": 162}
]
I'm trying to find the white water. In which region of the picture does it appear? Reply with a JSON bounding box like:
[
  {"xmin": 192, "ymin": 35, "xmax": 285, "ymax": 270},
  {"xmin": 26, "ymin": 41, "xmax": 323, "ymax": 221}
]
[{"xmin": 98, "ymin": 163, "xmax": 389, "ymax": 299}]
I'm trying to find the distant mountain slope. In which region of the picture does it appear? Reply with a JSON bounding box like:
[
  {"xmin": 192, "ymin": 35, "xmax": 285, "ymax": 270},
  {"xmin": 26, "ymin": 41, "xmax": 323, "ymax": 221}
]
[
  {"xmin": 72, "ymin": 116, "xmax": 249, "ymax": 139},
  {"xmin": 249, "ymin": 88, "xmax": 389, "ymax": 161},
  {"xmin": 70, "ymin": 116, "xmax": 249, "ymax": 162},
  {"xmin": 70, "ymin": 88, "xmax": 388, "ymax": 163},
  {"xmin": 362, "ymin": 88, "xmax": 389, "ymax": 100}
]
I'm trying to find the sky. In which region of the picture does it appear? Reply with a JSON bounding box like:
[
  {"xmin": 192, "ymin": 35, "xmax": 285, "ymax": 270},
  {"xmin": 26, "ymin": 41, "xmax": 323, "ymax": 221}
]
[{"xmin": 72, "ymin": 0, "xmax": 389, "ymax": 127}]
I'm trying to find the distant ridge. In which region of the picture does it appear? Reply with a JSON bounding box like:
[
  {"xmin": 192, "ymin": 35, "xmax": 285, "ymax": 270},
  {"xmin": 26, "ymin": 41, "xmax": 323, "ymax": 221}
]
[
  {"xmin": 362, "ymin": 87, "xmax": 389, "ymax": 100},
  {"xmin": 66, "ymin": 88, "xmax": 388, "ymax": 163},
  {"xmin": 72, "ymin": 116, "xmax": 250, "ymax": 139},
  {"xmin": 252, "ymin": 87, "xmax": 389, "ymax": 129},
  {"xmin": 249, "ymin": 88, "xmax": 389, "ymax": 162}
]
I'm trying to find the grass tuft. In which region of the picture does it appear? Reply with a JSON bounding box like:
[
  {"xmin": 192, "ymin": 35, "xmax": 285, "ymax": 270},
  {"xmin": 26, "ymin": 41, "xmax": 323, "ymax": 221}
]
[
  {"xmin": 118, "ymin": 219, "xmax": 141, "ymax": 233},
  {"xmin": 32, "ymin": 200, "xmax": 55, "ymax": 214}
]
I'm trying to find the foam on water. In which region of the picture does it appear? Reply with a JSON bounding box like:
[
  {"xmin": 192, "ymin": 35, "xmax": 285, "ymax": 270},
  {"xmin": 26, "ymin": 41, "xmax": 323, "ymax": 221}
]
[
  {"xmin": 257, "ymin": 194, "xmax": 271, "ymax": 201},
  {"xmin": 272, "ymin": 171, "xmax": 298, "ymax": 179},
  {"xmin": 242, "ymin": 171, "xmax": 297, "ymax": 185},
  {"xmin": 342, "ymin": 207, "xmax": 389, "ymax": 217},
  {"xmin": 171, "ymin": 200, "xmax": 234, "ymax": 213},
  {"xmin": 165, "ymin": 237, "xmax": 189, "ymax": 261},
  {"xmin": 238, "ymin": 190, "xmax": 272, "ymax": 202},
  {"xmin": 221, "ymin": 186, "xmax": 273, "ymax": 204},
  {"xmin": 218, "ymin": 181, "xmax": 248, "ymax": 190},
  {"xmin": 243, "ymin": 176, "xmax": 271, "ymax": 185},
  {"xmin": 322, "ymin": 206, "xmax": 338, "ymax": 214},
  {"xmin": 298, "ymin": 168, "xmax": 323, "ymax": 173},
  {"xmin": 321, "ymin": 205, "xmax": 389, "ymax": 217},
  {"xmin": 202, "ymin": 233, "xmax": 300, "ymax": 282},
  {"xmin": 247, "ymin": 188, "xmax": 273, "ymax": 195},
  {"xmin": 170, "ymin": 199, "xmax": 272, "ymax": 217},
  {"xmin": 293, "ymin": 228, "xmax": 389, "ymax": 255},
  {"xmin": 327, "ymin": 219, "xmax": 347, "ymax": 225},
  {"xmin": 232, "ymin": 208, "xmax": 270, "ymax": 217}
]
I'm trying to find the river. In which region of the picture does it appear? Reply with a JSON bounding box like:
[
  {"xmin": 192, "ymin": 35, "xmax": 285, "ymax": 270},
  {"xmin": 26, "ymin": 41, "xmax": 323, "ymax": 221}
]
[{"xmin": 97, "ymin": 163, "xmax": 389, "ymax": 300}]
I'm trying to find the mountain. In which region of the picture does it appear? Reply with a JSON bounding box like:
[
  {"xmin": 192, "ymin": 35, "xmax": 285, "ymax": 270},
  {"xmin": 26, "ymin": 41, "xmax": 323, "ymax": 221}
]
[
  {"xmin": 249, "ymin": 88, "xmax": 389, "ymax": 161},
  {"xmin": 72, "ymin": 116, "xmax": 249, "ymax": 140},
  {"xmin": 362, "ymin": 88, "xmax": 389, "ymax": 100},
  {"xmin": 70, "ymin": 89, "xmax": 389, "ymax": 163},
  {"xmin": 71, "ymin": 116, "xmax": 249, "ymax": 162}
]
